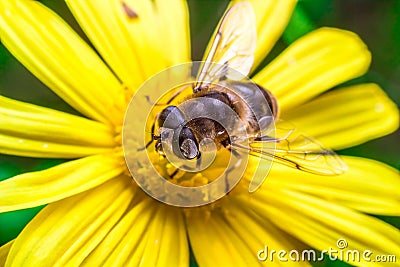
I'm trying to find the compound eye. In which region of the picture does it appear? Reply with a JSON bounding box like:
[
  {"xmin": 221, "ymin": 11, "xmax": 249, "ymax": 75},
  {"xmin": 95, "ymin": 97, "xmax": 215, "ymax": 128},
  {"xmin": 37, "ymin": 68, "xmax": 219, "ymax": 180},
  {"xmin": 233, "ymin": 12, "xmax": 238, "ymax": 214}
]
[
  {"xmin": 158, "ymin": 106, "xmax": 185, "ymax": 129},
  {"xmin": 180, "ymin": 138, "xmax": 198, "ymax": 159},
  {"xmin": 178, "ymin": 127, "xmax": 199, "ymax": 160}
]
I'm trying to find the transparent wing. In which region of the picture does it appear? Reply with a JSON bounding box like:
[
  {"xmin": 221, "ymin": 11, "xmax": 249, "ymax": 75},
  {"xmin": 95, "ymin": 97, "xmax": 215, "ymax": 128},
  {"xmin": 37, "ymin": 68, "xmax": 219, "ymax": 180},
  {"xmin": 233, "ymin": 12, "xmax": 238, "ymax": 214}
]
[
  {"xmin": 232, "ymin": 120, "xmax": 348, "ymax": 176},
  {"xmin": 194, "ymin": 2, "xmax": 256, "ymax": 92}
]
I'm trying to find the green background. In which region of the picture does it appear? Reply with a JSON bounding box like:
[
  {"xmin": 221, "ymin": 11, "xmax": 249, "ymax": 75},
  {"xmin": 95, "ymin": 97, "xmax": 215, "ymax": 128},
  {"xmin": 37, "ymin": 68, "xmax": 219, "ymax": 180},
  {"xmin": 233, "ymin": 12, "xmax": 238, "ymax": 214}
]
[{"xmin": 0, "ymin": 1, "xmax": 399, "ymax": 266}]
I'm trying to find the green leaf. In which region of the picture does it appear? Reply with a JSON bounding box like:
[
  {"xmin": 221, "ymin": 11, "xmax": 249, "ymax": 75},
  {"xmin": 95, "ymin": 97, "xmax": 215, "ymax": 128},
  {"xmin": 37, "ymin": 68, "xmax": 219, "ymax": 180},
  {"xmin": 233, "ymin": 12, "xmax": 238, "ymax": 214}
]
[
  {"xmin": 0, "ymin": 206, "xmax": 44, "ymax": 245},
  {"xmin": 283, "ymin": 4, "xmax": 315, "ymax": 44},
  {"xmin": 0, "ymin": 161, "xmax": 21, "ymax": 181}
]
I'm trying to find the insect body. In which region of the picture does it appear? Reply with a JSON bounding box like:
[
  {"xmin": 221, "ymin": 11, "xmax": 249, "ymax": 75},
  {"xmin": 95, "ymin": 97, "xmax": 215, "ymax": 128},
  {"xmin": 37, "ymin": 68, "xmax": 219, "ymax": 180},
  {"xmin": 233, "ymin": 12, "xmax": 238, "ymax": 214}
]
[
  {"xmin": 154, "ymin": 81, "xmax": 277, "ymax": 158},
  {"xmin": 148, "ymin": 2, "xmax": 347, "ymax": 188}
]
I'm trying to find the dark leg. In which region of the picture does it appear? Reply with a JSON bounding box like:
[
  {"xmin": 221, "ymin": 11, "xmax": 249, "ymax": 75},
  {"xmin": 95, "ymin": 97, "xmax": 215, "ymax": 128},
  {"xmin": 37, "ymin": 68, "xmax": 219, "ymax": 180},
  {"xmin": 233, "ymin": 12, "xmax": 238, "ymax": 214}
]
[
  {"xmin": 145, "ymin": 95, "xmax": 166, "ymax": 106},
  {"xmin": 166, "ymin": 85, "xmax": 190, "ymax": 104},
  {"xmin": 145, "ymin": 84, "xmax": 190, "ymax": 106},
  {"xmin": 196, "ymin": 153, "xmax": 202, "ymax": 170},
  {"xmin": 224, "ymin": 147, "xmax": 242, "ymax": 193},
  {"xmin": 169, "ymin": 167, "xmax": 180, "ymax": 179},
  {"xmin": 137, "ymin": 116, "xmax": 158, "ymax": 151},
  {"xmin": 168, "ymin": 154, "xmax": 201, "ymax": 179}
]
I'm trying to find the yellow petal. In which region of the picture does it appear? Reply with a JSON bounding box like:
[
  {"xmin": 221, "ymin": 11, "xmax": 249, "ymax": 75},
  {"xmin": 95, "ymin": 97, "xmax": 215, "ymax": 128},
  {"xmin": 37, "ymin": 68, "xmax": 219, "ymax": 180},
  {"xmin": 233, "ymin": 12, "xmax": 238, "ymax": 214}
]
[
  {"xmin": 0, "ymin": 0, "xmax": 125, "ymax": 125},
  {"xmin": 232, "ymin": 0, "xmax": 297, "ymax": 70},
  {"xmin": 283, "ymin": 83, "xmax": 399, "ymax": 150},
  {"xmin": 253, "ymin": 27, "xmax": 371, "ymax": 113},
  {"xmin": 243, "ymin": 186, "xmax": 400, "ymax": 267},
  {"xmin": 0, "ymin": 134, "xmax": 114, "ymax": 159},
  {"xmin": 0, "ymin": 95, "xmax": 116, "ymax": 158},
  {"xmin": 66, "ymin": 0, "xmax": 191, "ymax": 90},
  {"xmin": 261, "ymin": 156, "xmax": 400, "ymax": 215},
  {"xmin": 0, "ymin": 241, "xmax": 13, "ymax": 267},
  {"xmin": 84, "ymin": 192, "xmax": 188, "ymax": 267},
  {"xmin": 0, "ymin": 153, "xmax": 125, "ymax": 212},
  {"xmin": 186, "ymin": 208, "xmax": 255, "ymax": 266},
  {"xmin": 5, "ymin": 176, "xmax": 134, "ymax": 266},
  {"xmin": 186, "ymin": 201, "xmax": 311, "ymax": 267}
]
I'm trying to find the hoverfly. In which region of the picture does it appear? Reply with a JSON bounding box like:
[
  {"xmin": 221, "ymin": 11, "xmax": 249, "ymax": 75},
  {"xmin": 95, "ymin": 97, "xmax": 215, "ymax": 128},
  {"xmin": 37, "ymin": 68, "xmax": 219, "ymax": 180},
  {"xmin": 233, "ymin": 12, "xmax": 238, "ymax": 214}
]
[{"xmin": 146, "ymin": 2, "xmax": 347, "ymax": 192}]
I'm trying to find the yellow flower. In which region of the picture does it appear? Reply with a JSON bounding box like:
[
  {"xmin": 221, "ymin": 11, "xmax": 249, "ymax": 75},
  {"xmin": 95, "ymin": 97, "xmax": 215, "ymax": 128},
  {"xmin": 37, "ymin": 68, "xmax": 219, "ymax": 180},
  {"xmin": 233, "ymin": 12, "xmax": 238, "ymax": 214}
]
[{"xmin": 0, "ymin": 0, "xmax": 399, "ymax": 266}]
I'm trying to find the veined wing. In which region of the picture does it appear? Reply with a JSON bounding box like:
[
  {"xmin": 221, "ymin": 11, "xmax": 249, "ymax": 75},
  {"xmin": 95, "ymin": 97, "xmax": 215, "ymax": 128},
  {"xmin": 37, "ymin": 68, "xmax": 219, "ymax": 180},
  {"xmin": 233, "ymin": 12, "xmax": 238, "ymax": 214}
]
[
  {"xmin": 231, "ymin": 121, "xmax": 348, "ymax": 191},
  {"xmin": 194, "ymin": 2, "xmax": 256, "ymax": 92}
]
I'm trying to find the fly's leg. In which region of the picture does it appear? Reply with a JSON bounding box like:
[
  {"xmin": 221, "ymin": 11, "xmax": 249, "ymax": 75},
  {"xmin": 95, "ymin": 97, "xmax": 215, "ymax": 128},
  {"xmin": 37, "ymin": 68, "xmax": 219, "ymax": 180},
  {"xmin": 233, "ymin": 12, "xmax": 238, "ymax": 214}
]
[
  {"xmin": 145, "ymin": 84, "xmax": 190, "ymax": 106},
  {"xmin": 224, "ymin": 148, "xmax": 242, "ymax": 194},
  {"xmin": 169, "ymin": 153, "xmax": 202, "ymax": 179},
  {"xmin": 137, "ymin": 116, "xmax": 159, "ymax": 151}
]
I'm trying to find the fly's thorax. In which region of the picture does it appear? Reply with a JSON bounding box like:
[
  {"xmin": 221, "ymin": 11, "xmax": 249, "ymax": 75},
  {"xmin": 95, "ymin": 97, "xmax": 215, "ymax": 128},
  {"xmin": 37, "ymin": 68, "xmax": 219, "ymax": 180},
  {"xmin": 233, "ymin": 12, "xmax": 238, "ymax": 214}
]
[{"xmin": 205, "ymin": 80, "xmax": 277, "ymax": 134}]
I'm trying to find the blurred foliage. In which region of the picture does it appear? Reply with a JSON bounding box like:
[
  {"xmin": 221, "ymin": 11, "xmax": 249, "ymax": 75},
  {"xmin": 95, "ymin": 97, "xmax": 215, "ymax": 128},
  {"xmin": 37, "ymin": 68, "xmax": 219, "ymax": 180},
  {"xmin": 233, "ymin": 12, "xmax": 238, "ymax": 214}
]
[
  {"xmin": 0, "ymin": 1, "xmax": 398, "ymax": 266},
  {"xmin": 282, "ymin": 5, "xmax": 315, "ymax": 43}
]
